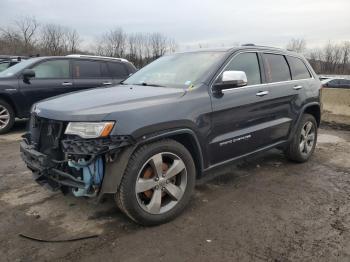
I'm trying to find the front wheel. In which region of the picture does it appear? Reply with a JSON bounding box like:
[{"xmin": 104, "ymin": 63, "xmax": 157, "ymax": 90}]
[
  {"xmin": 284, "ymin": 114, "xmax": 318, "ymax": 163},
  {"xmin": 116, "ymin": 139, "xmax": 196, "ymax": 226}
]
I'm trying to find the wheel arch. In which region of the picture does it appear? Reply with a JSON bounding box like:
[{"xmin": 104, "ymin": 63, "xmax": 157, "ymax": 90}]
[
  {"xmin": 303, "ymin": 104, "xmax": 321, "ymax": 127},
  {"xmin": 0, "ymin": 93, "xmax": 18, "ymax": 117},
  {"xmin": 287, "ymin": 102, "xmax": 321, "ymax": 143},
  {"xmin": 134, "ymin": 129, "xmax": 205, "ymax": 179},
  {"xmin": 99, "ymin": 129, "xmax": 205, "ymax": 199}
]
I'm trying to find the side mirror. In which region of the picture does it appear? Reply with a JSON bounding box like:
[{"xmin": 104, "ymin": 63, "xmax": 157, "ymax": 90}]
[
  {"xmin": 22, "ymin": 69, "xmax": 35, "ymax": 80},
  {"xmin": 214, "ymin": 71, "xmax": 248, "ymax": 93}
]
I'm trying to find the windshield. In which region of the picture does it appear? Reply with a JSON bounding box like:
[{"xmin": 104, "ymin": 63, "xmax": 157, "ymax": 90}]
[
  {"xmin": 123, "ymin": 52, "xmax": 225, "ymax": 88},
  {"xmin": 0, "ymin": 58, "xmax": 37, "ymax": 78}
]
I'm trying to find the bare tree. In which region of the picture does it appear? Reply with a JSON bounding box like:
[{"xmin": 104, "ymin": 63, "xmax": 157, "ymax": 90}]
[
  {"xmin": 65, "ymin": 29, "xmax": 80, "ymax": 53},
  {"xmin": 15, "ymin": 16, "xmax": 39, "ymax": 53},
  {"xmin": 96, "ymin": 28, "xmax": 126, "ymax": 57},
  {"xmin": 0, "ymin": 16, "xmax": 39, "ymax": 55},
  {"xmin": 40, "ymin": 24, "xmax": 67, "ymax": 55},
  {"xmin": 286, "ymin": 38, "xmax": 307, "ymax": 53}
]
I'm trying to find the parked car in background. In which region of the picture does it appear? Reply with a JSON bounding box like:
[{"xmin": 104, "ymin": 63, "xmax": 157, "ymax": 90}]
[
  {"xmin": 20, "ymin": 45, "xmax": 322, "ymax": 225},
  {"xmin": 322, "ymin": 78, "xmax": 350, "ymax": 89},
  {"xmin": 0, "ymin": 55, "xmax": 136, "ymax": 134},
  {"xmin": 0, "ymin": 56, "xmax": 27, "ymax": 72}
]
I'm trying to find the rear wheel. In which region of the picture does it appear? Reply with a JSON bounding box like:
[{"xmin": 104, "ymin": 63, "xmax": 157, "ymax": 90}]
[
  {"xmin": 284, "ymin": 114, "xmax": 317, "ymax": 163},
  {"xmin": 116, "ymin": 139, "xmax": 196, "ymax": 226},
  {"xmin": 0, "ymin": 99, "xmax": 15, "ymax": 134}
]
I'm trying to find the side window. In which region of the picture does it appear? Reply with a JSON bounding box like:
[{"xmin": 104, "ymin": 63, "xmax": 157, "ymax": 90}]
[
  {"xmin": 225, "ymin": 53, "xmax": 261, "ymax": 85},
  {"xmin": 32, "ymin": 60, "xmax": 70, "ymax": 79},
  {"xmin": 74, "ymin": 60, "xmax": 101, "ymax": 78},
  {"xmin": 329, "ymin": 80, "xmax": 339, "ymax": 85},
  {"xmin": 286, "ymin": 56, "xmax": 311, "ymax": 80},
  {"xmin": 263, "ymin": 54, "xmax": 291, "ymax": 83},
  {"xmin": 339, "ymin": 79, "xmax": 350, "ymax": 86},
  {"xmin": 108, "ymin": 62, "xmax": 129, "ymax": 78}
]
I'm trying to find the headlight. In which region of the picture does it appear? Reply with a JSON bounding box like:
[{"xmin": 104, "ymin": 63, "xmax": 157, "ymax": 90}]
[{"xmin": 65, "ymin": 122, "xmax": 115, "ymax": 139}]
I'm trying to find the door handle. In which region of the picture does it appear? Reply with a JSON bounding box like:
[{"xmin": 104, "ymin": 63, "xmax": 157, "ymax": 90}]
[
  {"xmin": 256, "ymin": 91, "xmax": 269, "ymax": 97},
  {"xmin": 62, "ymin": 82, "xmax": 73, "ymax": 86},
  {"xmin": 293, "ymin": 85, "xmax": 303, "ymax": 90},
  {"xmin": 102, "ymin": 82, "xmax": 112, "ymax": 86}
]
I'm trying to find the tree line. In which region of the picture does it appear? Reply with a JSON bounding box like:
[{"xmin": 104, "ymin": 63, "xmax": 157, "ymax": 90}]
[
  {"xmin": 1, "ymin": 17, "xmax": 349, "ymax": 74},
  {"xmin": 0, "ymin": 16, "xmax": 177, "ymax": 68},
  {"xmin": 287, "ymin": 38, "xmax": 350, "ymax": 75}
]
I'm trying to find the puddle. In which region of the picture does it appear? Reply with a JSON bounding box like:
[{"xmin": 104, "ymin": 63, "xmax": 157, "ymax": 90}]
[{"xmin": 318, "ymin": 134, "xmax": 345, "ymax": 144}]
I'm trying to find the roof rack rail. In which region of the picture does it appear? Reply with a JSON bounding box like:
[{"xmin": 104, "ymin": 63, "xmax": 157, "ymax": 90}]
[
  {"xmin": 241, "ymin": 44, "xmax": 286, "ymax": 51},
  {"xmin": 66, "ymin": 54, "xmax": 129, "ymax": 62}
]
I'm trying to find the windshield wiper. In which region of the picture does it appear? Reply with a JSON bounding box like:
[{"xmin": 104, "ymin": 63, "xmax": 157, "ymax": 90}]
[{"xmin": 136, "ymin": 82, "xmax": 165, "ymax": 87}]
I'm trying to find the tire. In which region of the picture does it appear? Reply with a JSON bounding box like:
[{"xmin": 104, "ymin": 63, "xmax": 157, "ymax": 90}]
[
  {"xmin": 116, "ymin": 139, "xmax": 196, "ymax": 226},
  {"xmin": 284, "ymin": 114, "xmax": 318, "ymax": 163},
  {"xmin": 0, "ymin": 99, "xmax": 15, "ymax": 135}
]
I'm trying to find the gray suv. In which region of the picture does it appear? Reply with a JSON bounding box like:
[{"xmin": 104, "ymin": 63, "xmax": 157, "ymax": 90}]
[{"xmin": 20, "ymin": 45, "xmax": 322, "ymax": 225}]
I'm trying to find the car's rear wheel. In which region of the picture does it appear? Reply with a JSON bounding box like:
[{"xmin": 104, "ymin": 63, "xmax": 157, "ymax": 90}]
[
  {"xmin": 0, "ymin": 99, "xmax": 15, "ymax": 135},
  {"xmin": 116, "ymin": 139, "xmax": 196, "ymax": 226},
  {"xmin": 284, "ymin": 113, "xmax": 318, "ymax": 163}
]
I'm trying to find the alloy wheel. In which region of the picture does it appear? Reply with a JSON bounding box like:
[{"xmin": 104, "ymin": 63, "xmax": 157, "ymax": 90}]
[
  {"xmin": 299, "ymin": 121, "xmax": 316, "ymax": 156},
  {"xmin": 135, "ymin": 152, "xmax": 187, "ymax": 215},
  {"xmin": 0, "ymin": 105, "xmax": 10, "ymax": 130}
]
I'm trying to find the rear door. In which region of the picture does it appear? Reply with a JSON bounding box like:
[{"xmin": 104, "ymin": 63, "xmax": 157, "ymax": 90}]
[
  {"xmin": 107, "ymin": 61, "xmax": 130, "ymax": 84},
  {"xmin": 18, "ymin": 58, "xmax": 73, "ymax": 114},
  {"xmin": 262, "ymin": 53, "xmax": 313, "ymax": 145},
  {"xmin": 72, "ymin": 60, "xmax": 114, "ymax": 90}
]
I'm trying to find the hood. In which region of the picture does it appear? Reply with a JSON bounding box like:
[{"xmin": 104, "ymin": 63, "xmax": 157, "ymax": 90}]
[{"xmin": 35, "ymin": 85, "xmax": 186, "ymax": 121}]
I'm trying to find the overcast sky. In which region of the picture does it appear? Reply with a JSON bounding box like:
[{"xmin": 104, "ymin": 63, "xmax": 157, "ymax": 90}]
[{"xmin": 1, "ymin": 0, "xmax": 349, "ymax": 50}]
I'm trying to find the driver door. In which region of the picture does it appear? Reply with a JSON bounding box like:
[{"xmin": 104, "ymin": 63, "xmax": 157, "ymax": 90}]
[{"xmin": 208, "ymin": 52, "xmax": 273, "ymax": 165}]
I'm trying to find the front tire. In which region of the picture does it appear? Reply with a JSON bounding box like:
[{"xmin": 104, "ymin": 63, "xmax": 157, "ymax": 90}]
[
  {"xmin": 116, "ymin": 139, "xmax": 196, "ymax": 226},
  {"xmin": 284, "ymin": 114, "xmax": 318, "ymax": 163},
  {"xmin": 0, "ymin": 99, "xmax": 15, "ymax": 134}
]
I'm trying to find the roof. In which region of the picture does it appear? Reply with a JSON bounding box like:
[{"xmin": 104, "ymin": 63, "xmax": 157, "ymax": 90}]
[
  {"xmin": 66, "ymin": 54, "xmax": 129, "ymax": 62},
  {"xmin": 175, "ymin": 44, "xmax": 299, "ymax": 56}
]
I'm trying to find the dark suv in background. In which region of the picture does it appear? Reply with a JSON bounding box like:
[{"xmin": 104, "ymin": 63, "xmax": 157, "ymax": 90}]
[
  {"xmin": 0, "ymin": 55, "xmax": 136, "ymax": 133},
  {"xmin": 21, "ymin": 45, "xmax": 322, "ymax": 225}
]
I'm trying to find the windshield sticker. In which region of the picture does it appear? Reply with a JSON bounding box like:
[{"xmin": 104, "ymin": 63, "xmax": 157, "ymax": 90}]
[
  {"xmin": 187, "ymin": 84, "xmax": 195, "ymax": 91},
  {"xmin": 185, "ymin": 80, "xmax": 192, "ymax": 85}
]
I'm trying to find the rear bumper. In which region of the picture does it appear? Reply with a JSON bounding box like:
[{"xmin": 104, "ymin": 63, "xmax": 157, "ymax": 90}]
[{"xmin": 20, "ymin": 141, "xmax": 85, "ymax": 190}]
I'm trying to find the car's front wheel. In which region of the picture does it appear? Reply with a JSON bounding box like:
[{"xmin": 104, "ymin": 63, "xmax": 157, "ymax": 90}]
[
  {"xmin": 116, "ymin": 139, "xmax": 196, "ymax": 226},
  {"xmin": 0, "ymin": 99, "xmax": 15, "ymax": 135}
]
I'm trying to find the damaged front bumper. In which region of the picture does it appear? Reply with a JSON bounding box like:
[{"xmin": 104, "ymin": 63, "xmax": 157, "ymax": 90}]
[
  {"xmin": 20, "ymin": 141, "xmax": 86, "ymax": 190},
  {"xmin": 20, "ymin": 134, "xmax": 133, "ymax": 196}
]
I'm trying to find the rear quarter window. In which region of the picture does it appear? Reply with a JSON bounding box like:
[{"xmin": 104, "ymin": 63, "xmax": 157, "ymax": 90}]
[
  {"xmin": 262, "ymin": 53, "xmax": 291, "ymax": 83},
  {"xmin": 286, "ymin": 56, "xmax": 311, "ymax": 80},
  {"xmin": 108, "ymin": 62, "xmax": 129, "ymax": 78}
]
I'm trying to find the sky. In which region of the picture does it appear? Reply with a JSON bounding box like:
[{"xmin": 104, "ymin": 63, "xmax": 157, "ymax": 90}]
[{"xmin": 0, "ymin": 0, "xmax": 349, "ymax": 50}]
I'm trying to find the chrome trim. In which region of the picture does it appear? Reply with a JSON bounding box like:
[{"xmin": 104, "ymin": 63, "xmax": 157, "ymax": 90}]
[{"xmin": 256, "ymin": 90, "xmax": 269, "ymax": 97}]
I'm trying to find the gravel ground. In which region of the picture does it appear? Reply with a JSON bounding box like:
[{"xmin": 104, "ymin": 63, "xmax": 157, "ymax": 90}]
[{"xmin": 0, "ymin": 121, "xmax": 349, "ymax": 262}]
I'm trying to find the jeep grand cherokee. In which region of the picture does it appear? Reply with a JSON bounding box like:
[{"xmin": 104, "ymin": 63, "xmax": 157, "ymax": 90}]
[{"xmin": 20, "ymin": 45, "xmax": 322, "ymax": 225}]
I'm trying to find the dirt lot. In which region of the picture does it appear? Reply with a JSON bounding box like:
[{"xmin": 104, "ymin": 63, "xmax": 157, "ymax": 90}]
[{"xmin": 0, "ymin": 121, "xmax": 349, "ymax": 262}]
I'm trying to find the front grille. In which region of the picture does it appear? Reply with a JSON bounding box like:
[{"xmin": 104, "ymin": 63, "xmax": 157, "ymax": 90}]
[{"xmin": 29, "ymin": 114, "xmax": 66, "ymax": 160}]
